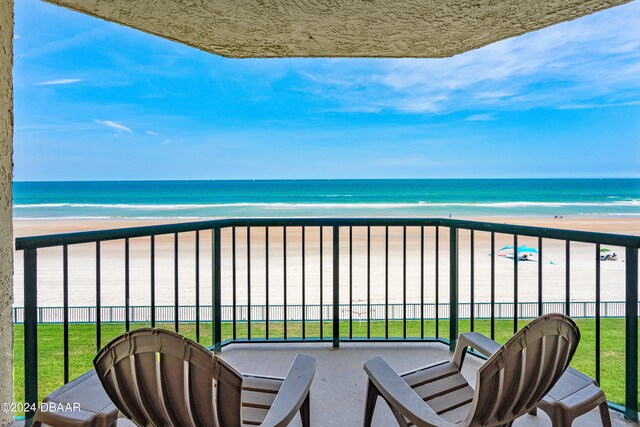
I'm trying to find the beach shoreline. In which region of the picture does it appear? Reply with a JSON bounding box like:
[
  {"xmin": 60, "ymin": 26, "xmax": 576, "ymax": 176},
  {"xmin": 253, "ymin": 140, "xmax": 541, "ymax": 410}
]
[
  {"xmin": 13, "ymin": 216, "xmax": 637, "ymax": 309},
  {"xmin": 13, "ymin": 215, "xmax": 640, "ymax": 237}
]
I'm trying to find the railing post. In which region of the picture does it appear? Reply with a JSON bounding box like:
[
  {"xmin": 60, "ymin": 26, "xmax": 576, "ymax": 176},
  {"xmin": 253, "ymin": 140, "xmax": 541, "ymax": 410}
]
[
  {"xmin": 212, "ymin": 227, "xmax": 222, "ymax": 353},
  {"xmin": 24, "ymin": 249, "xmax": 38, "ymax": 424},
  {"xmin": 625, "ymin": 246, "xmax": 638, "ymax": 421},
  {"xmin": 332, "ymin": 226, "xmax": 340, "ymax": 348},
  {"xmin": 449, "ymin": 227, "xmax": 459, "ymax": 352}
]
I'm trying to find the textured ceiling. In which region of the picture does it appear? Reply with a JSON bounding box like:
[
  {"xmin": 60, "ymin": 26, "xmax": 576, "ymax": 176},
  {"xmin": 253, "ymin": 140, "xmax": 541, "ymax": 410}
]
[{"xmin": 44, "ymin": 0, "xmax": 631, "ymax": 58}]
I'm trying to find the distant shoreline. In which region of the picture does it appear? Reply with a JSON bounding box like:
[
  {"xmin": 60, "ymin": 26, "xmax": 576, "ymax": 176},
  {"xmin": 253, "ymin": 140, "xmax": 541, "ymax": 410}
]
[
  {"xmin": 14, "ymin": 215, "xmax": 639, "ymax": 237},
  {"xmin": 12, "ymin": 212, "xmax": 640, "ymax": 222}
]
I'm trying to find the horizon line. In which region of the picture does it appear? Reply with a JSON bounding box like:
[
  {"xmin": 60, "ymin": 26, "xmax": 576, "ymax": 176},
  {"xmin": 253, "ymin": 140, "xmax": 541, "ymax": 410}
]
[{"xmin": 13, "ymin": 177, "xmax": 640, "ymax": 184}]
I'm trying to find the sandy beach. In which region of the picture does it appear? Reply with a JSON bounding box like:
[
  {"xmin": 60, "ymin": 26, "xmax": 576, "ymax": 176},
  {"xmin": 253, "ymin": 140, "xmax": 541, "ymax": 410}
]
[{"xmin": 12, "ymin": 217, "xmax": 638, "ymax": 309}]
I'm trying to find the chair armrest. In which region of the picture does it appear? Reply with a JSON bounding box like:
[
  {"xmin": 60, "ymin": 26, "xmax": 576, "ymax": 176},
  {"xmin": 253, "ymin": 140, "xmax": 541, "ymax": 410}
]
[
  {"xmin": 260, "ymin": 354, "xmax": 316, "ymax": 427},
  {"xmin": 565, "ymin": 366, "xmax": 599, "ymax": 386},
  {"xmin": 244, "ymin": 373, "xmax": 285, "ymax": 381},
  {"xmin": 364, "ymin": 356, "xmax": 454, "ymax": 427},
  {"xmin": 453, "ymin": 332, "xmax": 502, "ymax": 369}
]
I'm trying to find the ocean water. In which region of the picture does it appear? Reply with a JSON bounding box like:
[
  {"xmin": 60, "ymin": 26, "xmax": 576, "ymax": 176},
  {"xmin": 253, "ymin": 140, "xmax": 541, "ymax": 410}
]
[{"xmin": 13, "ymin": 179, "xmax": 640, "ymax": 219}]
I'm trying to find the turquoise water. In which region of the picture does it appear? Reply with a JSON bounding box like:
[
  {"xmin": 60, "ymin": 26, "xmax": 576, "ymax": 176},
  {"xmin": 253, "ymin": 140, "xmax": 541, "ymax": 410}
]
[{"xmin": 13, "ymin": 179, "xmax": 640, "ymax": 219}]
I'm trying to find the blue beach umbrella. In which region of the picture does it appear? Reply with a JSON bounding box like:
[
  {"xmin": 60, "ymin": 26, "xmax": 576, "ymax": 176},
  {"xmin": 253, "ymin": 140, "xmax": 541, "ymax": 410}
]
[
  {"xmin": 498, "ymin": 245, "xmax": 538, "ymax": 254},
  {"xmin": 495, "ymin": 245, "xmax": 551, "ymax": 264}
]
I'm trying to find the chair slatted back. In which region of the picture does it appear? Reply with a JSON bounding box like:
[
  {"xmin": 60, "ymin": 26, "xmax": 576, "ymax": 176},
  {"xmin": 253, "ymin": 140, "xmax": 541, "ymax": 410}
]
[
  {"xmin": 94, "ymin": 328, "xmax": 243, "ymax": 427},
  {"xmin": 467, "ymin": 314, "xmax": 579, "ymax": 427}
]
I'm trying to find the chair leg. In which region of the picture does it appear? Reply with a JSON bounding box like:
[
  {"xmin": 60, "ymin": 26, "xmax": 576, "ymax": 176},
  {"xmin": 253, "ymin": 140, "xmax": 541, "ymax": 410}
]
[
  {"xmin": 598, "ymin": 401, "xmax": 612, "ymax": 427},
  {"xmin": 550, "ymin": 410, "xmax": 573, "ymax": 427},
  {"xmin": 389, "ymin": 405, "xmax": 409, "ymax": 427},
  {"xmin": 300, "ymin": 394, "xmax": 311, "ymax": 427},
  {"xmin": 363, "ymin": 380, "xmax": 380, "ymax": 427}
]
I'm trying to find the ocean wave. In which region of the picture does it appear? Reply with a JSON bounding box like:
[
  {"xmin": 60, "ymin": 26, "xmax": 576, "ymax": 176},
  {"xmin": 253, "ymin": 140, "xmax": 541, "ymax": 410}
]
[
  {"xmin": 579, "ymin": 212, "xmax": 640, "ymax": 216},
  {"xmin": 13, "ymin": 200, "xmax": 640, "ymax": 209},
  {"xmin": 15, "ymin": 203, "xmax": 275, "ymax": 209},
  {"xmin": 15, "ymin": 213, "xmax": 640, "ymax": 221},
  {"xmin": 14, "ymin": 216, "xmax": 114, "ymax": 220},
  {"xmin": 13, "ymin": 215, "xmax": 206, "ymax": 221},
  {"xmin": 428, "ymin": 200, "xmax": 640, "ymax": 207}
]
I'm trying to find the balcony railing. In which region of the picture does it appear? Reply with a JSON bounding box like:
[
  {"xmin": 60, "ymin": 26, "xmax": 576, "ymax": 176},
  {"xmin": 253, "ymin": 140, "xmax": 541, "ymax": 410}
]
[
  {"xmin": 14, "ymin": 218, "xmax": 640, "ymax": 422},
  {"xmin": 12, "ymin": 301, "xmax": 639, "ymax": 324}
]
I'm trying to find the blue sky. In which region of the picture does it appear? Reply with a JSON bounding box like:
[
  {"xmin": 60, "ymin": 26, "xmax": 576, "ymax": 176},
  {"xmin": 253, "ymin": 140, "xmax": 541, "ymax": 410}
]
[{"xmin": 13, "ymin": 0, "xmax": 640, "ymax": 180}]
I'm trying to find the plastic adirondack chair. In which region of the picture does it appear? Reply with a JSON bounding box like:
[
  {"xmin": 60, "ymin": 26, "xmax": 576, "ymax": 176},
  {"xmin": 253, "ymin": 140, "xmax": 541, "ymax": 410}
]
[
  {"xmin": 363, "ymin": 314, "xmax": 580, "ymax": 427},
  {"xmin": 93, "ymin": 328, "xmax": 316, "ymax": 427}
]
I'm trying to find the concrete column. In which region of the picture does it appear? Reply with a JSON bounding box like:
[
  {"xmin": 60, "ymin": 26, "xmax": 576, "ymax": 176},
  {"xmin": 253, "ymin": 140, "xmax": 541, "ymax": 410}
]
[{"xmin": 0, "ymin": 0, "xmax": 14, "ymax": 425}]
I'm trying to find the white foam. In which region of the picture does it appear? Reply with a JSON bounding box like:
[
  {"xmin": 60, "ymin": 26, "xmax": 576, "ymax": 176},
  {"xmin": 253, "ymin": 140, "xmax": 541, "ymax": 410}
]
[{"xmin": 13, "ymin": 199, "xmax": 640, "ymax": 210}]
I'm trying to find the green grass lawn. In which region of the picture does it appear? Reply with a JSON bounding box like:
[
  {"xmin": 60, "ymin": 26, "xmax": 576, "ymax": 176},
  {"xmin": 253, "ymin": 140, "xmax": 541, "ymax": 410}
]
[{"xmin": 13, "ymin": 317, "xmax": 637, "ymax": 416}]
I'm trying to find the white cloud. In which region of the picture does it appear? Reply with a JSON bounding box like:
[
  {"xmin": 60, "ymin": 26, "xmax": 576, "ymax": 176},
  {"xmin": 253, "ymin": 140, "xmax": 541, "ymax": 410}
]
[
  {"xmin": 94, "ymin": 120, "xmax": 133, "ymax": 133},
  {"xmin": 146, "ymin": 131, "xmax": 159, "ymax": 136},
  {"xmin": 558, "ymin": 100, "xmax": 640, "ymax": 110},
  {"xmin": 162, "ymin": 139, "xmax": 171, "ymax": 145},
  {"xmin": 18, "ymin": 27, "xmax": 111, "ymax": 60},
  {"xmin": 466, "ymin": 113, "xmax": 495, "ymax": 121},
  {"xmin": 291, "ymin": 1, "xmax": 640, "ymax": 114},
  {"xmin": 35, "ymin": 78, "xmax": 83, "ymax": 86},
  {"xmin": 14, "ymin": 34, "xmax": 20, "ymax": 40}
]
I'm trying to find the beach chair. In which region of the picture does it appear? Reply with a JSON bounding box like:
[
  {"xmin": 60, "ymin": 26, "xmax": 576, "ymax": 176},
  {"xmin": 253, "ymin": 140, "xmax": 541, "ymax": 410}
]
[
  {"xmin": 363, "ymin": 314, "xmax": 580, "ymax": 427},
  {"xmin": 93, "ymin": 328, "xmax": 316, "ymax": 427}
]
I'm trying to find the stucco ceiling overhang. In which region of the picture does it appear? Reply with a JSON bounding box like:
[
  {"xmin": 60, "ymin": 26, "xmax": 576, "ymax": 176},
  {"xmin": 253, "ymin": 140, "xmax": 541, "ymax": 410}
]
[{"xmin": 43, "ymin": 0, "xmax": 631, "ymax": 58}]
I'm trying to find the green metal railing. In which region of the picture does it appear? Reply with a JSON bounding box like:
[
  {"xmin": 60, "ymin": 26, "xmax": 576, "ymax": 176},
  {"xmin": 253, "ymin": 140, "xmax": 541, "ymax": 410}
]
[
  {"xmin": 12, "ymin": 301, "xmax": 637, "ymax": 324},
  {"xmin": 15, "ymin": 218, "xmax": 640, "ymax": 422}
]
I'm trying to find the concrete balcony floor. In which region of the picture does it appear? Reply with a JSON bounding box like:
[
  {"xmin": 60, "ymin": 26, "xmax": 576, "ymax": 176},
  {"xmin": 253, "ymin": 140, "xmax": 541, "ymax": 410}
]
[
  {"xmin": 220, "ymin": 341, "xmax": 632, "ymax": 427},
  {"xmin": 11, "ymin": 341, "xmax": 632, "ymax": 427}
]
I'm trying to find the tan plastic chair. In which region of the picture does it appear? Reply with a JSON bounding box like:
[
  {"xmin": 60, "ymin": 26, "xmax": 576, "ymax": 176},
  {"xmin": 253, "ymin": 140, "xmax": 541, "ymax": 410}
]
[
  {"xmin": 93, "ymin": 328, "xmax": 316, "ymax": 427},
  {"xmin": 32, "ymin": 370, "xmax": 120, "ymax": 427},
  {"xmin": 458, "ymin": 332, "xmax": 612, "ymax": 426},
  {"xmin": 533, "ymin": 367, "xmax": 612, "ymax": 427},
  {"xmin": 363, "ymin": 314, "xmax": 580, "ymax": 427}
]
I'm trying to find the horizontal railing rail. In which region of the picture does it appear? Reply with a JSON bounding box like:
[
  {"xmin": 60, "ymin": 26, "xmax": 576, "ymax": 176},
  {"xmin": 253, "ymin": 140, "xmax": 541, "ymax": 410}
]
[
  {"xmin": 15, "ymin": 218, "xmax": 640, "ymax": 250},
  {"xmin": 11, "ymin": 301, "xmax": 639, "ymax": 324},
  {"xmin": 14, "ymin": 217, "xmax": 640, "ymax": 423}
]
